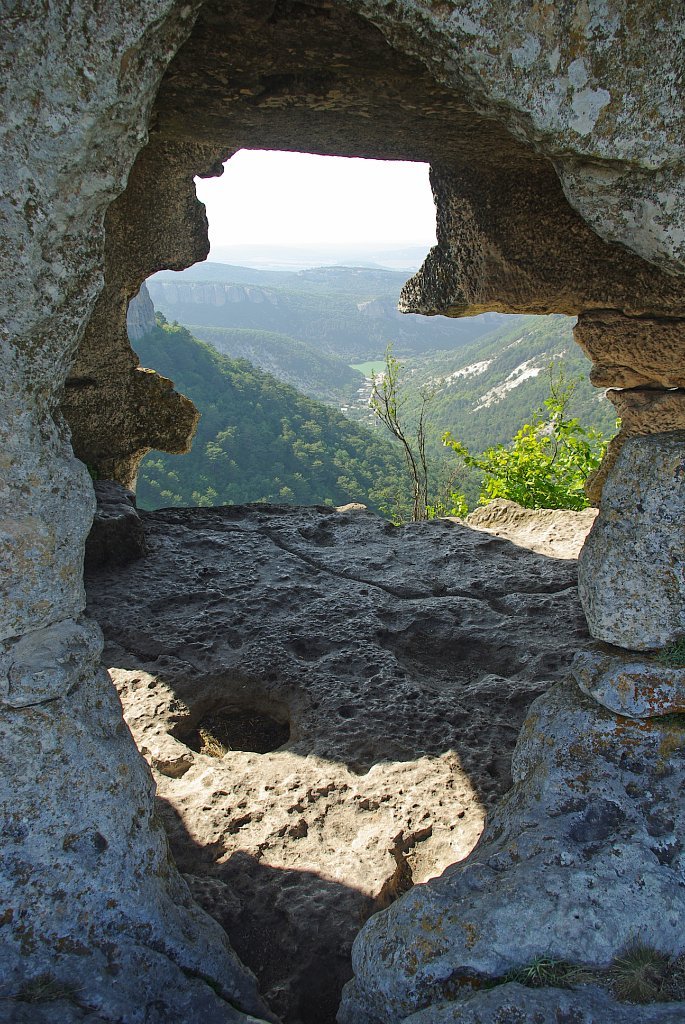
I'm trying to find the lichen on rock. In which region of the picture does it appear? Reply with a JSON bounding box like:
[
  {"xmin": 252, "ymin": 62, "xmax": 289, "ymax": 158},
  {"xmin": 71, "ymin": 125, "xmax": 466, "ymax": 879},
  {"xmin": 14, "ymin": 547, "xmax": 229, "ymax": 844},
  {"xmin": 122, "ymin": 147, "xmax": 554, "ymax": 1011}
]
[{"xmin": 578, "ymin": 432, "xmax": 685, "ymax": 651}]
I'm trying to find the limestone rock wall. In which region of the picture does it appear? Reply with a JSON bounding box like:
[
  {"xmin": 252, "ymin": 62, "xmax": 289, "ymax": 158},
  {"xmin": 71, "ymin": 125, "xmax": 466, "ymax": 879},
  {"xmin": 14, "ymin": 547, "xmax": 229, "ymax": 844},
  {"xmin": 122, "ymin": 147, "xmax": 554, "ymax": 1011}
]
[
  {"xmin": 0, "ymin": 3, "xmax": 271, "ymax": 1020},
  {"xmin": 355, "ymin": 0, "xmax": 685, "ymax": 276},
  {"xmin": 3, "ymin": 1, "xmax": 685, "ymax": 1021},
  {"xmin": 126, "ymin": 282, "xmax": 157, "ymax": 342}
]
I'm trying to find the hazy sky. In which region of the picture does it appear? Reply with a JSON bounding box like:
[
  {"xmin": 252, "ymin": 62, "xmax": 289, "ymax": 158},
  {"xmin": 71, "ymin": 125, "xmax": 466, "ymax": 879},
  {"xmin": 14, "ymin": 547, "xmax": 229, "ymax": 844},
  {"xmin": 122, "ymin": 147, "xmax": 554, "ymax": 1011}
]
[{"xmin": 195, "ymin": 150, "xmax": 437, "ymax": 250}]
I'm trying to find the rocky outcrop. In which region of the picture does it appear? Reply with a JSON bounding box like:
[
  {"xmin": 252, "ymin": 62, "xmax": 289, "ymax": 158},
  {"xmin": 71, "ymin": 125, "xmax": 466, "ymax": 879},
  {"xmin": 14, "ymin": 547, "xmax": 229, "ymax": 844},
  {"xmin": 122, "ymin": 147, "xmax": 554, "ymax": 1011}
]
[
  {"xmin": 465, "ymin": 499, "xmax": 597, "ymax": 557},
  {"xmin": 85, "ymin": 480, "xmax": 147, "ymax": 569},
  {"xmin": 399, "ymin": 985, "xmax": 685, "ymax": 1024},
  {"xmin": 85, "ymin": 503, "xmax": 593, "ymax": 1023},
  {"xmin": 4, "ymin": 1, "xmax": 685, "ymax": 1020},
  {"xmin": 399, "ymin": 165, "xmax": 685, "ymax": 319},
  {"xmin": 0, "ymin": 3, "xmax": 271, "ymax": 1021},
  {"xmin": 578, "ymin": 432, "xmax": 685, "ymax": 651},
  {"xmin": 61, "ymin": 136, "xmax": 216, "ymax": 488},
  {"xmin": 585, "ymin": 385, "xmax": 685, "ymax": 506},
  {"xmin": 574, "ymin": 312, "xmax": 685, "ymax": 390},
  {"xmin": 339, "ymin": 680, "xmax": 685, "ymax": 1023}
]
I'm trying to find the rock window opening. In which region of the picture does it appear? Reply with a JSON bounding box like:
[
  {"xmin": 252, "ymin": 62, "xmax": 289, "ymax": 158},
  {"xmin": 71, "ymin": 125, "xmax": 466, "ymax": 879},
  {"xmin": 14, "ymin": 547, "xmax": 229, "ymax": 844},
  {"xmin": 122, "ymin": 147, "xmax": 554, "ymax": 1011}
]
[
  {"xmin": 12, "ymin": 5, "xmax": 682, "ymax": 1024},
  {"xmin": 129, "ymin": 149, "xmax": 445, "ymax": 519}
]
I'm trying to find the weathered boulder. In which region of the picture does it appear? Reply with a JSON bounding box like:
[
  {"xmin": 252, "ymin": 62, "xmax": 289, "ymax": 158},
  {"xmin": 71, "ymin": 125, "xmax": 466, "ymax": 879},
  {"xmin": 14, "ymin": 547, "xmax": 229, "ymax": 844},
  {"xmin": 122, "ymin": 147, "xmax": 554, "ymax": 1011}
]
[
  {"xmin": 578, "ymin": 431, "xmax": 685, "ymax": 650},
  {"xmin": 465, "ymin": 499, "xmax": 597, "ymax": 557},
  {"xmin": 573, "ymin": 646, "xmax": 685, "ymax": 719},
  {"xmin": 608, "ymin": 387, "xmax": 685, "ymax": 435},
  {"xmin": 338, "ymin": 681, "xmax": 685, "ymax": 1024},
  {"xmin": 86, "ymin": 502, "xmax": 592, "ymax": 1023},
  {"xmin": 399, "ymin": 984, "xmax": 685, "ymax": 1024}
]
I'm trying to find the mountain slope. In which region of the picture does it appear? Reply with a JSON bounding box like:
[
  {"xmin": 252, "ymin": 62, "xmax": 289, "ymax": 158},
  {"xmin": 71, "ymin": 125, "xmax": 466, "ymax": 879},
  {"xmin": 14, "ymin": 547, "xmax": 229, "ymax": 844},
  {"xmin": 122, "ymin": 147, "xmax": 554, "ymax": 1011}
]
[
  {"xmin": 147, "ymin": 262, "xmax": 511, "ymax": 361},
  {"xmin": 134, "ymin": 322, "xmax": 405, "ymax": 514},
  {"xmin": 372, "ymin": 315, "xmax": 617, "ymax": 454},
  {"xmin": 183, "ymin": 324, "xmax": 363, "ymax": 405}
]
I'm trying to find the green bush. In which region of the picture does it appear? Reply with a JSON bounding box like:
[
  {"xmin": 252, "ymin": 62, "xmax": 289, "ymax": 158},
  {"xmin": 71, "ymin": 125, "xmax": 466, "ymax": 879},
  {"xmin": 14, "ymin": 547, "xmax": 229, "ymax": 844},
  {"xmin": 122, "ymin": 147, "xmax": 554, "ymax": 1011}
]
[{"xmin": 443, "ymin": 368, "xmax": 609, "ymax": 511}]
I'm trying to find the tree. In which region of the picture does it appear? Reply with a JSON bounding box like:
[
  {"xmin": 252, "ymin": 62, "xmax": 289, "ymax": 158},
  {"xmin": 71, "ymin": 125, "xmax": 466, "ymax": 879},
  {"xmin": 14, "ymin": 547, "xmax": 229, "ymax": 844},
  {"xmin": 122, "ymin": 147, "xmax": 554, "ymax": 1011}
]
[
  {"xmin": 370, "ymin": 344, "xmax": 434, "ymax": 522},
  {"xmin": 442, "ymin": 366, "xmax": 609, "ymax": 511}
]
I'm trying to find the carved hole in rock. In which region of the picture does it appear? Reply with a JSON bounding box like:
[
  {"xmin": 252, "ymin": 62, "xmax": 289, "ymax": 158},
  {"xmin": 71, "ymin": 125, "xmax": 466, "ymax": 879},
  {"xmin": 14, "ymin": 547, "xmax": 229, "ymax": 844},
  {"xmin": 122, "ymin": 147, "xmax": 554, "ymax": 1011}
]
[{"xmin": 173, "ymin": 700, "xmax": 291, "ymax": 756}]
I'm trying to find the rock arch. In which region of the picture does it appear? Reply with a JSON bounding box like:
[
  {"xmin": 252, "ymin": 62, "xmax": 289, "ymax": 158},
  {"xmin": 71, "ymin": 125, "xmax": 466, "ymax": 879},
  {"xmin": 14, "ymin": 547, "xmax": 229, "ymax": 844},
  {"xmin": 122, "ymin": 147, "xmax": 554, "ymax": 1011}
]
[{"xmin": 1, "ymin": 2, "xmax": 683, "ymax": 1021}]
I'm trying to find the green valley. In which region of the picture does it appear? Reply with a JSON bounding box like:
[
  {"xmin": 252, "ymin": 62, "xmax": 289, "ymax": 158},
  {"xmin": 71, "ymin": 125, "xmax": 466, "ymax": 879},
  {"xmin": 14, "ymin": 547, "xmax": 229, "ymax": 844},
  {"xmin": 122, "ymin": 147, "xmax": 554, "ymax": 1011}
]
[{"xmin": 135, "ymin": 320, "xmax": 406, "ymax": 515}]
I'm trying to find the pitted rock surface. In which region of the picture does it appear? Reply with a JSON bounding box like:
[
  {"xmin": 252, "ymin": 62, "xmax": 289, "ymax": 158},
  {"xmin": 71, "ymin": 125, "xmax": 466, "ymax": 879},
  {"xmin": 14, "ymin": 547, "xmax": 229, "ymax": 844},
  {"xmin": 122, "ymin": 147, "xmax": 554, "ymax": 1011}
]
[
  {"xmin": 578, "ymin": 432, "xmax": 685, "ymax": 650},
  {"xmin": 86, "ymin": 503, "xmax": 593, "ymax": 1024},
  {"xmin": 399, "ymin": 984, "xmax": 685, "ymax": 1024},
  {"xmin": 339, "ymin": 681, "xmax": 685, "ymax": 1024}
]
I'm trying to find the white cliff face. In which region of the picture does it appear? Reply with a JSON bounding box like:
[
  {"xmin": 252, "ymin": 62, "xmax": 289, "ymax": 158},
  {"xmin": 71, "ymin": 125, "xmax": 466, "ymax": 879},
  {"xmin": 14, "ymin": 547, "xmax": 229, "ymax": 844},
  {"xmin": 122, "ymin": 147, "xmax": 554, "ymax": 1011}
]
[{"xmin": 126, "ymin": 282, "xmax": 157, "ymax": 341}]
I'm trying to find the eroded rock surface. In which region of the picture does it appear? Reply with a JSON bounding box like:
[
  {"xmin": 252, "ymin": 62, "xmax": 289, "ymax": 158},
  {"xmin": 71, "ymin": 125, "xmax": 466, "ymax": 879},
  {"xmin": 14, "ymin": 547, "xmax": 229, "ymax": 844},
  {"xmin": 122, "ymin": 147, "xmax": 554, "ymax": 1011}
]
[
  {"xmin": 578, "ymin": 432, "xmax": 685, "ymax": 650},
  {"xmin": 339, "ymin": 681, "xmax": 685, "ymax": 1024},
  {"xmin": 86, "ymin": 503, "xmax": 593, "ymax": 1024},
  {"xmin": 400, "ymin": 984, "xmax": 685, "ymax": 1024},
  {"xmin": 85, "ymin": 480, "xmax": 147, "ymax": 569},
  {"xmin": 465, "ymin": 499, "xmax": 597, "ymax": 558}
]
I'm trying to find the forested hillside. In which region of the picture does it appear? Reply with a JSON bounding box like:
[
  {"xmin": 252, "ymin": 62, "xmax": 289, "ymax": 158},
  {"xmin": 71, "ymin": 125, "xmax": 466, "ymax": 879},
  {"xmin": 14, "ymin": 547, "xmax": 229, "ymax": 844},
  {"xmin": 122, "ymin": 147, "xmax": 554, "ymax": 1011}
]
[
  {"xmin": 371, "ymin": 315, "xmax": 617, "ymax": 455},
  {"xmin": 135, "ymin": 321, "xmax": 405, "ymax": 514},
  {"xmin": 184, "ymin": 324, "xmax": 363, "ymax": 405},
  {"xmin": 133, "ymin": 266, "xmax": 617, "ymax": 519}
]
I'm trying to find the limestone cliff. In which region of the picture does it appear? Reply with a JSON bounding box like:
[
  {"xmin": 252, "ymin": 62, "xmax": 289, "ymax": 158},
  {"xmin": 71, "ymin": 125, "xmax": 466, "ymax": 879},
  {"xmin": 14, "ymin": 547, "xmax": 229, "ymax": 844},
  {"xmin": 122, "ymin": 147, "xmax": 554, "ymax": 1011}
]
[{"xmin": 126, "ymin": 282, "xmax": 156, "ymax": 342}]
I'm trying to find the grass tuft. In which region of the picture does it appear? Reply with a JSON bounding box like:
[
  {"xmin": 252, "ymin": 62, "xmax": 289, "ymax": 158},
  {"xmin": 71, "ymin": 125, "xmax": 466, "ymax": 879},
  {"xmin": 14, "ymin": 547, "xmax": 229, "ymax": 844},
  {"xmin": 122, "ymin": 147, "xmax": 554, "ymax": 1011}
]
[
  {"xmin": 655, "ymin": 637, "xmax": 685, "ymax": 669},
  {"xmin": 505, "ymin": 956, "xmax": 573, "ymax": 988},
  {"xmin": 18, "ymin": 975, "xmax": 81, "ymax": 1004},
  {"xmin": 611, "ymin": 942, "xmax": 670, "ymax": 1003}
]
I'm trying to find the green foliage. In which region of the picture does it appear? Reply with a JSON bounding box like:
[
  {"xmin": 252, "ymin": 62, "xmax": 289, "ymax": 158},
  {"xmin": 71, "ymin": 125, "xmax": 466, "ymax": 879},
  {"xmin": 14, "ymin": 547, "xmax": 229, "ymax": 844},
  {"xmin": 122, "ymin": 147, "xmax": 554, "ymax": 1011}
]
[
  {"xmin": 655, "ymin": 637, "xmax": 685, "ymax": 668},
  {"xmin": 135, "ymin": 323, "xmax": 407, "ymax": 515},
  {"xmin": 426, "ymin": 493, "xmax": 469, "ymax": 520},
  {"xmin": 398, "ymin": 315, "xmax": 617, "ymax": 454},
  {"xmin": 610, "ymin": 943, "xmax": 671, "ymax": 1003},
  {"xmin": 443, "ymin": 367, "xmax": 609, "ymax": 511},
  {"xmin": 370, "ymin": 344, "xmax": 435, "ymax": 522}
]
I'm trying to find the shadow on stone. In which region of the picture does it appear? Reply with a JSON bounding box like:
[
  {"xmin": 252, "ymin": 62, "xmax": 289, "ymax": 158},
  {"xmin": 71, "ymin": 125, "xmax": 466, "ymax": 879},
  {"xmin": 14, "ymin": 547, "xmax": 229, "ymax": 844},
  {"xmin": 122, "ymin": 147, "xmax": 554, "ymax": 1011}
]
[{"xmin": 158, "ymin": 795, "xmax": 366, "ymax": 1024}]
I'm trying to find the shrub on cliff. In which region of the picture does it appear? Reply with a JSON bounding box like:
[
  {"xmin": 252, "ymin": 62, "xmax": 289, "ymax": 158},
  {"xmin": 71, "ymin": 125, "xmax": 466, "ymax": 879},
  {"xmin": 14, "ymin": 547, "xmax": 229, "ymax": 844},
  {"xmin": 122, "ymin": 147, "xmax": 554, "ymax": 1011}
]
[{"xmin": 443, "ymin": 368, "xmax": 609, "ymax": 511}]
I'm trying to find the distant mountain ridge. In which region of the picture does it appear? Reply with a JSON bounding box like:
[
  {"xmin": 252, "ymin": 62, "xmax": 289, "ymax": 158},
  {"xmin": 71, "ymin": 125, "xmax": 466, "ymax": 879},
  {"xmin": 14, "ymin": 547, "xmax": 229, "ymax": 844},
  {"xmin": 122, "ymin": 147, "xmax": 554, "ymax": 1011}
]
[{"xmin": 146, "ymin": 262, "xmax": 508, "ymax": 362}]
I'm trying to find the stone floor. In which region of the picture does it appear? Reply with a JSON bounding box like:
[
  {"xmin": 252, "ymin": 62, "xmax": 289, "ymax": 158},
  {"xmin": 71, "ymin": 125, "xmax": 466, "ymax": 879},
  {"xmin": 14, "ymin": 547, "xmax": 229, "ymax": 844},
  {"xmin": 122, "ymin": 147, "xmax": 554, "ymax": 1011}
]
[{"xmin": 86, "ymin": 502, "xmax": 594, "ymax": 1024}]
